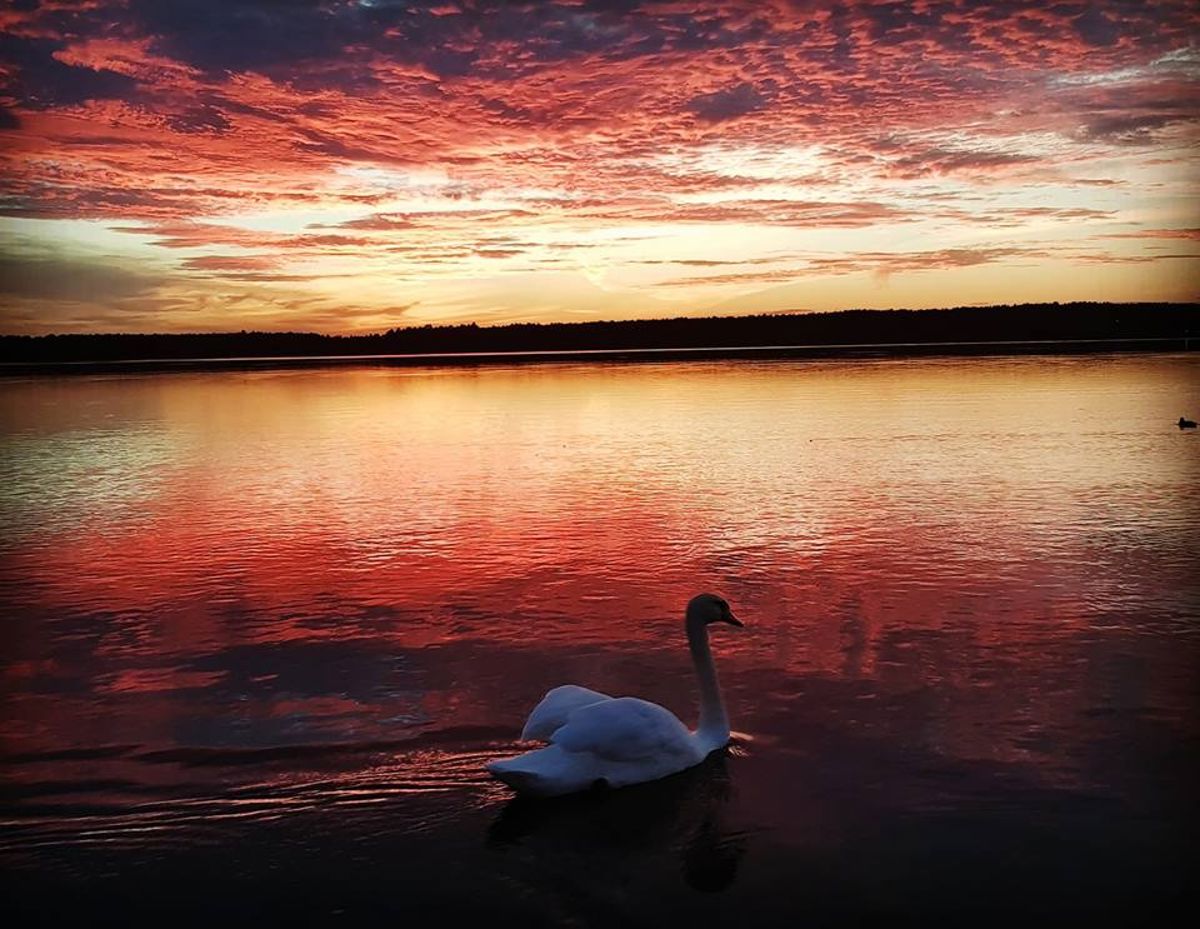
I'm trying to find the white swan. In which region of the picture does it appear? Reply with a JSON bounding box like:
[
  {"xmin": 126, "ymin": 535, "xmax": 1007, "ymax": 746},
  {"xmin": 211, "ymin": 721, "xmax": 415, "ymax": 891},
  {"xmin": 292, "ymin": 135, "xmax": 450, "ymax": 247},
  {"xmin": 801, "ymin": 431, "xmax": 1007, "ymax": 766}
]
[{"xmin": 487, "ymin": 593, "xmax": 743, "ymax": 797}]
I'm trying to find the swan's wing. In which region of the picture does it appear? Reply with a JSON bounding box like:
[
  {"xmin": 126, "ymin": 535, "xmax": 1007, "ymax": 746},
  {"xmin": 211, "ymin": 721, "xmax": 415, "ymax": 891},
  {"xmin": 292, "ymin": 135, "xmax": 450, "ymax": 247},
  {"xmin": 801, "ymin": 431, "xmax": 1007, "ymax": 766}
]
[
  {"xmin": 521, "ymin": 684, "xmax": 612, "ymax": 741},
  {"xmin": 550, "ymin": 696, "xmax": 694, "ymax": 763}
]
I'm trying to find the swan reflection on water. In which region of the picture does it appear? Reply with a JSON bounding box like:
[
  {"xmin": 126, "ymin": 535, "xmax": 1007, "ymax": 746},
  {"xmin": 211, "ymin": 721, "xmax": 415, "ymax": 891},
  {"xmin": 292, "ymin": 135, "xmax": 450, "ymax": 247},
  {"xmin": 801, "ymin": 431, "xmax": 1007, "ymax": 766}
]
[{"xmin": 487, "ymin": 751, "xmax": 749, "ymax": 894}]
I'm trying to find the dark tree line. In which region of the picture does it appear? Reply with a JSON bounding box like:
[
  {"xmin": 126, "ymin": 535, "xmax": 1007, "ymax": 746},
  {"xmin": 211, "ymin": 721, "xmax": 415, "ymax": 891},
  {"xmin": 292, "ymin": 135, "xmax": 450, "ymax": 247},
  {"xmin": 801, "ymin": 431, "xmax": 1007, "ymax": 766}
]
[{"xmin": 1, "ymin": 302, "xmax": 1196, "ymax": 364}]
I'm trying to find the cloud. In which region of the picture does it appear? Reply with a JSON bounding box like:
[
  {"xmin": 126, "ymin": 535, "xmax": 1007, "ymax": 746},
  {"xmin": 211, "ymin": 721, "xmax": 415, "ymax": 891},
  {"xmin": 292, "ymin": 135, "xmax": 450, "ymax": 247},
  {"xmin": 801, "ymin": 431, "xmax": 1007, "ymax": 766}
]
[
  {"xmin": 686, "ymin": 83, "xmax": 768, "ymax": 123},
  {"xmin": 1073, "ymin": 8, "xmax": 1120, "ymax": 48},
  {"xmin": 0, "ymin": 254, "xmax": 166, "ymax": 302},
  {"xmin": 166, "ymin": 106, "xmax": 232, "ymax": 134},
  {"xmin": 1, "ymin": 1, "xmax": 1198, "ymax": 331},
  {"xmin": 1103, "ymin": 228, "xmax": 1200, "ymax": 240},
  {"xmin": 881, "ymin": 146, "xmax": 1041, "ymax": 179},
  {"xmin": 2, "ymin": 36, "xmax": 140, "ymax": 106},
  {"xmin": 180, "ymin": 255, "xmax": 278, "ymax": 272},
  {"xmin": 1077, "ymin": 112, "xmax": 1186, "ymax": 145},
  {"xmin": 656, "ymin": 247, "xmax": 1043, "ymax": 287}
]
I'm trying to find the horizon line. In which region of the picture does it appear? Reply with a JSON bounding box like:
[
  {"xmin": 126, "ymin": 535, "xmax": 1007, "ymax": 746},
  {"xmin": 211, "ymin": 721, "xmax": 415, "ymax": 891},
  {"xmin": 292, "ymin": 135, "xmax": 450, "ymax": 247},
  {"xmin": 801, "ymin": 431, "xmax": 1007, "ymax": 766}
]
[{"xmin": 5, "ymin": 300, "xmax": 1198, "ymax": 342}]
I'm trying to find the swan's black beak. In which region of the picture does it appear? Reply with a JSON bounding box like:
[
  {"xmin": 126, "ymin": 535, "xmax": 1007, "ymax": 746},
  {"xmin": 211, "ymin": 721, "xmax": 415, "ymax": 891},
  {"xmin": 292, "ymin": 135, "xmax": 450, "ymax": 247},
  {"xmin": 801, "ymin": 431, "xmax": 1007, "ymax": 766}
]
[{"xmin": 724, "ymin": 612, "xmax": 744, "ymax": 628}]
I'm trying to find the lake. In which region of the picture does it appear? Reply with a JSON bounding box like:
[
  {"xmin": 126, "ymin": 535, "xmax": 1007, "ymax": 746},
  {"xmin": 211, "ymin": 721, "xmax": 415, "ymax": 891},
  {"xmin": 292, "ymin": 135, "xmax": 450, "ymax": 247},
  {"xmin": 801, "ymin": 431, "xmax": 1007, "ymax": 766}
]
[{"xmin": 1, "ymin": 354, "xmax": 1197, "ymax": 926}]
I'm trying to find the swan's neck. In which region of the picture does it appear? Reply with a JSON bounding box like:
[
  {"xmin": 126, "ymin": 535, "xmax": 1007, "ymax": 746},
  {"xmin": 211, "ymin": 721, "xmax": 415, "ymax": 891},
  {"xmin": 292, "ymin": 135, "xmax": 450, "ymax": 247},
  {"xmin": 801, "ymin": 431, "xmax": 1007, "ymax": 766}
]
[{"xmin": 687, "ymin": 617, "xmax": 729, "ymax": 752}]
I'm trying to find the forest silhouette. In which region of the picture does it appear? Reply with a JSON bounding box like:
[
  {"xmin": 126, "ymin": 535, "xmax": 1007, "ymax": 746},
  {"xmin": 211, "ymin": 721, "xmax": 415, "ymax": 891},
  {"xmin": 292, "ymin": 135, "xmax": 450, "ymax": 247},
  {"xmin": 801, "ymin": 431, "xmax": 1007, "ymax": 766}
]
[{"xmin": 1, "ymin": 302, "xmax": 1195, "ymax": 366}]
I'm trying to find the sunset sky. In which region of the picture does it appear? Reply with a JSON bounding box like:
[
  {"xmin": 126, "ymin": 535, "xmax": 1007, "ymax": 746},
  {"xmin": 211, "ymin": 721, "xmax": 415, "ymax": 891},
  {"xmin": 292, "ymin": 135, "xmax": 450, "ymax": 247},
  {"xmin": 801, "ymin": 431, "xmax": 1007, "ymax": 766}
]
[{"xmin": 1, "ymin": 0, "xmax": 1197, "ymax": 334}]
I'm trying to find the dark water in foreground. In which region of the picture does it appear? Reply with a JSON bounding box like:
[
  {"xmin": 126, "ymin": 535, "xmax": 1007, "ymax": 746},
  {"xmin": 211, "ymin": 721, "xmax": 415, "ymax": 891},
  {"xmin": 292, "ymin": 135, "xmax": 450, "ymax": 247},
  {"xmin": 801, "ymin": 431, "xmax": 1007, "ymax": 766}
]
[{"xmin": 1, "ymin": 355, "xmax": 1197, "ymax": 926}]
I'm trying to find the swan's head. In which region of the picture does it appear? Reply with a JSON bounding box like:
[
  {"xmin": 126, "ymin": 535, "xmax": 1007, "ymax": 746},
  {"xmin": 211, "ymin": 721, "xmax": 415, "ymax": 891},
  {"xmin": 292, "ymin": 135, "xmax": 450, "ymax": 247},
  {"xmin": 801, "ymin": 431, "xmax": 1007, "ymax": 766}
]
[{"xmin": 687, "ymin": 593, "xmax": 743, "ymax": 628}]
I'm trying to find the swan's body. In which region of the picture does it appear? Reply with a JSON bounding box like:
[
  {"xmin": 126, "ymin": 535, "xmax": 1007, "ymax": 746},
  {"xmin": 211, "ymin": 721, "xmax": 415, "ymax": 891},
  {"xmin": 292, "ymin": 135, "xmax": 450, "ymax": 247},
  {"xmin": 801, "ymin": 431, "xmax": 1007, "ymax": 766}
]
[
  {"xmin": 487, "ymin": 593, "xmax": 742, "ymax": 797},
  {"xmin": 1179, "ymin": 416, "xmax": 1197, "ymax": 429}
]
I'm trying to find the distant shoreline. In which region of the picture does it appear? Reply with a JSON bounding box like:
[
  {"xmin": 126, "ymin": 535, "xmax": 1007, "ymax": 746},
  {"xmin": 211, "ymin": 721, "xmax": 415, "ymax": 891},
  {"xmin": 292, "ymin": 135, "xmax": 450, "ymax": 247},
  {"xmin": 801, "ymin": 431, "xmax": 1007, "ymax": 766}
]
[
  {"xmin": 1, "ymin": 303, "xmax": 1196, "ymax": 375},
  {"xmin": 0, "ymin": 336, "xmax": 1194, "ymax": 377}
]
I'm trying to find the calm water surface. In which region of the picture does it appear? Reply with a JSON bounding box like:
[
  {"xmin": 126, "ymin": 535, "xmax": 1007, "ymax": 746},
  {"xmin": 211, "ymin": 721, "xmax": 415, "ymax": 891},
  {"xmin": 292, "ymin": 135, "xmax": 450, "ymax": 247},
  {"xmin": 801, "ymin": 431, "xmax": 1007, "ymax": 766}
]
[{"xmin": 2, "ymin": 355, "xmax": 1198, "ymax": 926}]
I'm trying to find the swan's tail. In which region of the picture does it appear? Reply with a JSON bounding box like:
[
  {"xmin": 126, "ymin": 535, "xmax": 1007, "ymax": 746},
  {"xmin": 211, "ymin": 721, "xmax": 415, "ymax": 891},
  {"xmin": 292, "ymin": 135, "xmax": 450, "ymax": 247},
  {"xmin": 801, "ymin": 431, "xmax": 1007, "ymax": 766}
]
[
  {"xmin": 487, "ymin": 755, "xmax": 547, "ymax": 794},
  {"xmin": 486, "ymin": 745, "xmax": 594, "ymax": 797}
]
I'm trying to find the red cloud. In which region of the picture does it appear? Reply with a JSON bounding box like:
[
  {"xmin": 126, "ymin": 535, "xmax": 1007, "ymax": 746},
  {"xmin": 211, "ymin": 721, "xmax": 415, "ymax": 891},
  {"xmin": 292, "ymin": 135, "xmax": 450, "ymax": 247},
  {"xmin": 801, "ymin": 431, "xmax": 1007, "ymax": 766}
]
[{"xmin": 1, "ymin": 1, "xmax": 1197, "ymax": 329}]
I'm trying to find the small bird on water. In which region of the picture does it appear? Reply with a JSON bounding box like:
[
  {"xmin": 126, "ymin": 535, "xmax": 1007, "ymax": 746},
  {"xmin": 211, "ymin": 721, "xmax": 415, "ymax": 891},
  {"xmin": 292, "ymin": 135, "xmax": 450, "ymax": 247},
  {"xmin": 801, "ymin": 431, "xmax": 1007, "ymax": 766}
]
[{"xmin": 1179, "ymin": 416, "xmax": 1197, "ymax": 429}]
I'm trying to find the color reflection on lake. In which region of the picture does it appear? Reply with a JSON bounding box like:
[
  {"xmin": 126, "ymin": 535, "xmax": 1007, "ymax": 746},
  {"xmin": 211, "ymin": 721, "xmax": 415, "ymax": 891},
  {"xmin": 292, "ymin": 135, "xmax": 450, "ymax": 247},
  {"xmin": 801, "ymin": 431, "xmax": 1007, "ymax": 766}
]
[{"xmin": 1, "ymin": 355, "xmax": 1197, "ymax": 926}]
